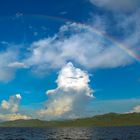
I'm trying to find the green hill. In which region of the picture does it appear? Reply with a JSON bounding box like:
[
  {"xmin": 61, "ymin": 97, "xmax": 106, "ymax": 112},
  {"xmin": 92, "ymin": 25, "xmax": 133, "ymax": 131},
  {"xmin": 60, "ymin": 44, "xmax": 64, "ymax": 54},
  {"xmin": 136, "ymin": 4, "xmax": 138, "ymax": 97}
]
[{"xmin": 0, "ymin": 113, "xmax": 140, "ymax": 127}]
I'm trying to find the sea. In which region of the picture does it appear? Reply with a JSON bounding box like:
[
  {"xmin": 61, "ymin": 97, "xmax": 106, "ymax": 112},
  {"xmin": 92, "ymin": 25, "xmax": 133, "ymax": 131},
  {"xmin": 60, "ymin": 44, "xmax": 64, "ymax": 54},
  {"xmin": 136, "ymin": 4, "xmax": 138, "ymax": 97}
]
[{"xmin": 0, "ymin": 126, "xmax": 139, "ymax": 140}]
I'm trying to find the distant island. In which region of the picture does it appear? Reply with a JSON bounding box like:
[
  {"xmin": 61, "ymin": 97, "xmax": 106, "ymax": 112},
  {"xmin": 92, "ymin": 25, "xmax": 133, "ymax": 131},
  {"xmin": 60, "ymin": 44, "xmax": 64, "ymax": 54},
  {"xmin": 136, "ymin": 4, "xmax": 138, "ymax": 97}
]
[{"xmin": 0, "ymin": 113, "xmax": 140, "ymax": 127}]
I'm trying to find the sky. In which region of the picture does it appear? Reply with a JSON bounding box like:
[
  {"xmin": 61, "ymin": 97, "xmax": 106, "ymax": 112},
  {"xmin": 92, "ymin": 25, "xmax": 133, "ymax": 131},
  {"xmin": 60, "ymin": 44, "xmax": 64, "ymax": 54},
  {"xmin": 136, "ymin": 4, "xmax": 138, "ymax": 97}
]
[{"xmin": 0, "ymin": 0, "xmax": 140, "ymax": 121}]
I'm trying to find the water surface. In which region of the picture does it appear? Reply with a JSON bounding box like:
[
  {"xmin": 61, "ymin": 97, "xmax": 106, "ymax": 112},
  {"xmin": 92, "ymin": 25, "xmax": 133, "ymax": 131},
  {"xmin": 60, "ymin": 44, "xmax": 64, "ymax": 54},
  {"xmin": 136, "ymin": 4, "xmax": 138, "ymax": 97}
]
[{"xmin": 0, "ymin": 126, "xmax": 140, "ymax": 140}]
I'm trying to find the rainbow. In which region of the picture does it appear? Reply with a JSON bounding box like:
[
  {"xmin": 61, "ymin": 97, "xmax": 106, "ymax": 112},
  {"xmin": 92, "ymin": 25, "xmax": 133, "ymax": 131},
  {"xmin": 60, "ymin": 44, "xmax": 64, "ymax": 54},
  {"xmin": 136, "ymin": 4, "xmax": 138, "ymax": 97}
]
[{"xmin": 25, "ymin": 14, "xmax": 140, "ymax": 62}]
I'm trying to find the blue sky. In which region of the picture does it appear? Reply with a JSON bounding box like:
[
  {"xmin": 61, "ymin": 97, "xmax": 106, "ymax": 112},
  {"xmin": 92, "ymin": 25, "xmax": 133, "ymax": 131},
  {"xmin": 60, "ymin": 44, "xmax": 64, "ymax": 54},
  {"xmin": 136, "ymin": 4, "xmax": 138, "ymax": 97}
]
[{"xmin": 0, "ymin": 0, "xmax": 140, "ymax": 120}]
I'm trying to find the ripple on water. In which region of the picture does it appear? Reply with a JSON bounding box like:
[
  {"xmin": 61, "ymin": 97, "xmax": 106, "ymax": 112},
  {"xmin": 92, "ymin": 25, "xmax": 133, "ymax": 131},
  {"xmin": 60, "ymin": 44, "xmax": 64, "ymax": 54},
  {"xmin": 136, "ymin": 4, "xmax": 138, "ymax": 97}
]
[{"xmin": 0, "ymin": 126, "xmax": 140, "ymax": 140}]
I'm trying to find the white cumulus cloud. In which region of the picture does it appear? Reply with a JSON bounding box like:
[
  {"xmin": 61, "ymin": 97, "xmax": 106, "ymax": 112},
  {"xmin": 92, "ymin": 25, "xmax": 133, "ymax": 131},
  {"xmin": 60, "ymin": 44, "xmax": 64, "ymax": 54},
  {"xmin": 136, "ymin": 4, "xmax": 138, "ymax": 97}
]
[
  {"xmin": 1, "ymin": 94, "xmax": 21, "ymax": 113},
  {"xmin": 37, "ymin": 62, "xmax": 94, "ymax": 120},
  {"xmin": 0, "ymin": 94, "xmax": 31, "ymax": 121}
]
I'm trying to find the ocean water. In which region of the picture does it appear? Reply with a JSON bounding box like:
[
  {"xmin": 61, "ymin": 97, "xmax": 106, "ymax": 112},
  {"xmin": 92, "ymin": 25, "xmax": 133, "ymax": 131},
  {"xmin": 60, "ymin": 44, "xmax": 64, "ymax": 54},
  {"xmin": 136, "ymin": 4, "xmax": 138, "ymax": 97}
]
[{"xmin": 0, "ymin": 126, "xmax": 140, "ymax": 140}]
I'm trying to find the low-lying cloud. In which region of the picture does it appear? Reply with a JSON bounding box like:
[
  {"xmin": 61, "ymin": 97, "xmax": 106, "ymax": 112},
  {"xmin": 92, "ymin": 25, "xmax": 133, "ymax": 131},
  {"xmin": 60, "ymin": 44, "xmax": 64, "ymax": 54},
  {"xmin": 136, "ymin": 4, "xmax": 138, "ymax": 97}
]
[
  {"xmin": 1, "ymin": 94, "xmax": 21, "ymax": 113},
  {"xmin": 0, "ymin": 94, "xmax": 31, "ymax": 121},
  {"xmin": 129, "ymin": 105, "xmax": 140, "ymax": 113}
]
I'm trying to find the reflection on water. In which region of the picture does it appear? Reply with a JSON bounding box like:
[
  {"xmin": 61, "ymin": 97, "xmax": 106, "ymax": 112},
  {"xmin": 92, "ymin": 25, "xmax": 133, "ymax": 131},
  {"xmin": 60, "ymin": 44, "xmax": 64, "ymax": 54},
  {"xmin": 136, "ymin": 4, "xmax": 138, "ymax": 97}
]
[{"xmin": 0, "ymin": 126, "xmax": 140, "ymax": 140}]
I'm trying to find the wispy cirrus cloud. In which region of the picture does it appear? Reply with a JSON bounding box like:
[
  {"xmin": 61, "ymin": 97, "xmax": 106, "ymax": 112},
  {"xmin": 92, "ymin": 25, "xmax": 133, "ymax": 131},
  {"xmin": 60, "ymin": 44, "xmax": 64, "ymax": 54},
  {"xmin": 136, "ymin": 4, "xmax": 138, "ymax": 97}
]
[
  {"xmin": 0, "ymin": 49, "xmax": 19, "ymax": 82},
  {"xmin": 23, "ymin": 22, "xmax": 133, "ymax": 76},
  {"xmin": 89, "ymin": 0, "xmax": 140, "ymax": 12},
  {"xmin": 0, "ymin": 8, "xmax": 140, "ymax": 82}
]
